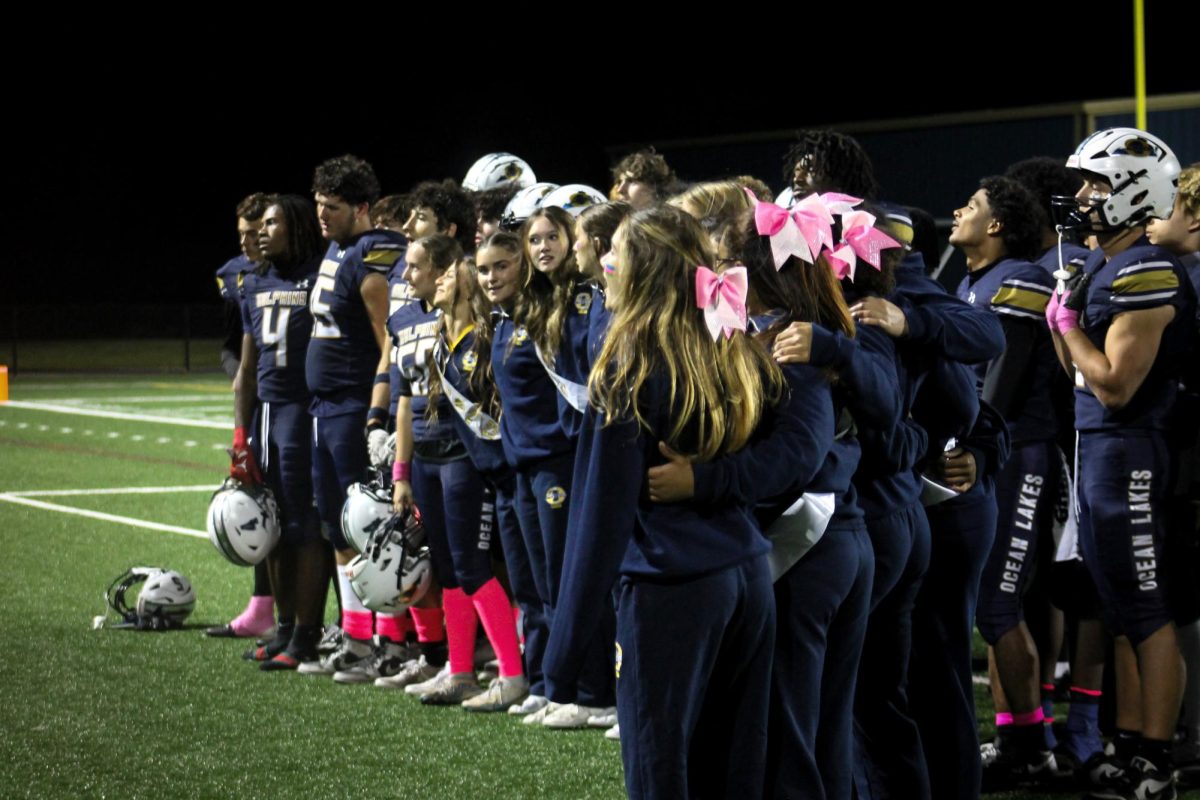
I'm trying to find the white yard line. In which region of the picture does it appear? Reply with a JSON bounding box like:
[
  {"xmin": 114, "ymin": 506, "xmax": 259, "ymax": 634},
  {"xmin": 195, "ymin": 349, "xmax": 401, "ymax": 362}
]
[
  {"xmin": 1, "ymin": 400, "xmax": 229, "ymax": 429},
  {"xmin": 51, "ymin": 394, "xmax": 223, "ymax": 404},
  {"xmin": 7, "ymin": 485, "xmax": 215, "ymax": 498},
  {"xmin": 0, "ymin": 494, "xmax": 207, "ymax": 539}
]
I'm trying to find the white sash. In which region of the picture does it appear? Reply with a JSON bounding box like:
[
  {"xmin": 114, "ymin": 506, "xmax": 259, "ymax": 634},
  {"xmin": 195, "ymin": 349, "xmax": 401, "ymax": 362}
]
[
  {"xmin": 535, "ymin": 342, "xmax": 589, "ymax": 413},
  {"xmin": 433, "ymin": 344, "xmax": 501, "ymax": 441},
  {"xmin": 766, "ymin": 492, "xmax": 835, "ymax": 582}
]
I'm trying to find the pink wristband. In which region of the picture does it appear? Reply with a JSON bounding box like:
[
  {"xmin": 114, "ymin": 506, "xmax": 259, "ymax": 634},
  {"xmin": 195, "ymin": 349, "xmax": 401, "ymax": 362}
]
[{"xmin": 392, "ymin": 460, "xmax": 411, "ymax": 482}]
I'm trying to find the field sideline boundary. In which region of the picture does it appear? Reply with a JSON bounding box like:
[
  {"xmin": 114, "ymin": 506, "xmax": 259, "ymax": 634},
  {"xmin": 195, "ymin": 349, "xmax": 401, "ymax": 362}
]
[
  {"xmin": 0, "ymin": 490, "xmax": 208, "ymax": 539},
  {"xmin": 1, "ymin": 400, "xmax": 228, "ymax": 429}
]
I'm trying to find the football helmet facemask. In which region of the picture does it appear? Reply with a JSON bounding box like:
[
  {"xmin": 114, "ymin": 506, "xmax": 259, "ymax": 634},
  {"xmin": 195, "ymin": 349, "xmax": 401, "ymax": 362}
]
[{"xmin": 346, "ymin": 508, "xmax": 431, "ymax": 614}]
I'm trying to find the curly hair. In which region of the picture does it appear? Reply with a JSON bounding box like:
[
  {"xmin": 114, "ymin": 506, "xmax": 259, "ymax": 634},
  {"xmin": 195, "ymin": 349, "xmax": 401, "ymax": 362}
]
[
  {"xmin": 371, "ymin": 194, "xmax": 410, "ymax": 230},
  {"xmin": 979, "ymin": 176, "xmax": 1043, "ymax": 261},
  {"xmin": 1004, "ymin": 156, "xmax": 1083, "ymax": 229},
  {"xmin": 408, "ymin": 179, "xmax": 477, "ymax": 253},
  {"xmin": 782, "ymin": 130, "xmax": 880, "ymax": 200},
  {"xmin": 1177, "ymin": 162, "xmax": 1200, "ymax": 218},
  {"xmin": 610, "ymin": 149, "xmax": 676, "ymax": 196},
  {"xmin": 473, "ymin": 185, "xmax": 520, "ymax": 226},
  {"xmin": 311, "ymin": 154, "xmax": 381, "ymax": 207}
]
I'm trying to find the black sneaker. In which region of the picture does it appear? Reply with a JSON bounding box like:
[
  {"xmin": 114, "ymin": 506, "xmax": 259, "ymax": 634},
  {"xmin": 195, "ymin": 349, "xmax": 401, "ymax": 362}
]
[
  {"xmin": 1125, "ymin": 756, "xmax": 1177, "ymax": 800},
  {"xmin": 1078, "ymin": 750, "xmax": 1131, "ymax": 798},
  {"xmin": 980, "ymin": 740, "xmax": 1057, "ymax": 792}
]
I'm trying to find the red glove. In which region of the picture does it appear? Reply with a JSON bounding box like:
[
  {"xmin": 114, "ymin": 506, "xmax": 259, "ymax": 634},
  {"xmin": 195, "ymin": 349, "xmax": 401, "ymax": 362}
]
[{"xmin": 228, "ymin": 426, "xmax": 263, "ymax": 485}]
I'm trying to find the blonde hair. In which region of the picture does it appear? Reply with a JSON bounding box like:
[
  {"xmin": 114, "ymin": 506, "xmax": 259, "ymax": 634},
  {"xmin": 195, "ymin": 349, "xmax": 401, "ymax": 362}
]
[
  {"xmin": 589, "ymin": 205, "xmax": 782, "ymax": 461},
  {"xmin": 1178, "ymin": 162, "xmax": 1200, "ymax": 218},
  {"xmin": 670, "ymin": 180, "xmax": 754, "ymax": 232}
]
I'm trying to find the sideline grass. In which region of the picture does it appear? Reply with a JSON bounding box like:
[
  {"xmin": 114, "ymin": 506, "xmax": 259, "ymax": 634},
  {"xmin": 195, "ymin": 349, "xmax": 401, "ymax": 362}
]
[{"xmin": 4, "ymin": 375, "xmax": 1190, "ymax": 799}]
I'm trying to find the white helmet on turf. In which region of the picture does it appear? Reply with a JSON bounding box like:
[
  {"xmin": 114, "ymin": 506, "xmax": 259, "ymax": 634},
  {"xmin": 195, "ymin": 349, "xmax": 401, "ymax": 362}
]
[
  {"xmin": 463, "ymin": 152, "xmax": 537, "ymax": 192},
  {"xmin": 542, "ymin": 184, "xmax": 607, "ymax": 217},
  {"xmin": 206, "ymin": 478, "xmax": 280, "ymax": 566},
  {"xmin": 346, "ymin": 508, "xmax": 431, "ymax": 613},
  {"xmin": 1055, "ymin": 127, "xmax": 1180, "ymax": 232},
  {"xmin": 341, "ymin": 475, "xmax": 394, "ymax": 555},
  {"xmin": 500, "ymin": 182, "xmax": 559, "ymax": 230}
]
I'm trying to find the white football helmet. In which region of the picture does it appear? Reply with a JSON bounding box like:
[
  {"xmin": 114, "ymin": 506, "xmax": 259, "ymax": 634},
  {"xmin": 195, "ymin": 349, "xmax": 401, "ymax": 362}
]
[
  {"xmin": 206, "ymin": 478, "xmax": 281, "ymax": 566},
  {"xmin": 346, "ymin": 509, "xmax": 432, "ymax": 614},
  {"xmin": 500, "ymin": 182, "xmax": 559, "ymax": 230},
  {"xmin": 340, "ymin": 475, "xmax": 394, "ymax": 555},
  {"xmin": 1056, "ymin": 127, "xmax": 1180, "ymax": 231},
  {"xmin": 463, "ymin": 152, "xmax": 537, "ymax": 192},
  {"xmin": 541, "ymin": 184, "xmax": 607, "ymax": 217},
  {"xmin": 136, "ymin": 570, "xmax": 196, "ymax": 626}
]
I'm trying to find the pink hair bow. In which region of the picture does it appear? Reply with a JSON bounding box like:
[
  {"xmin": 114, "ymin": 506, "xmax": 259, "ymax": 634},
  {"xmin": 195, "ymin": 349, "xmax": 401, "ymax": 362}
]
[
  {"xmin": 825, "ymin": 208, "xmax": 902, "ymax": 282},
  {"xmin": 790, "ymin": 193, "xmax": 836, "ymax": 262},
  {"xmin": 694, "ymin": 265, "xmax": 748, "ymax": 340},
  {"xmin": 750, "ymin": 190, "xmax": 814, "ymax": 268}
]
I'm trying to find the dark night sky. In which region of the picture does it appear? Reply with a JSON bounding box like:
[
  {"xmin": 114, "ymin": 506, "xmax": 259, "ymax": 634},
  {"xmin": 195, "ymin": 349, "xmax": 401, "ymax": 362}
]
[{"xmin": 7, "ymin": 8, "xmax": 1194, "ymax": 311}]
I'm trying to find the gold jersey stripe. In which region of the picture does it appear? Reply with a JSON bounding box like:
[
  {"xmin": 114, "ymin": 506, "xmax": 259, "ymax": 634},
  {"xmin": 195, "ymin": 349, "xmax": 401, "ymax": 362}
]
[
  {"xmin": 1112, "ymin": 269, "xmax": 1179, "ymax": 296},
  {"xmin": 991, "ymin": 286, "xmax": 1050, "ymax": 314}
]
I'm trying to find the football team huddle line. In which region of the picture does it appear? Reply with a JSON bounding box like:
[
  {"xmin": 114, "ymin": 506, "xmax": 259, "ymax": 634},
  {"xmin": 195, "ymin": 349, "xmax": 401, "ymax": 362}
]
[{"xmin": 203, "ymin": 130, "xmax": 1199, "ymax": 800}]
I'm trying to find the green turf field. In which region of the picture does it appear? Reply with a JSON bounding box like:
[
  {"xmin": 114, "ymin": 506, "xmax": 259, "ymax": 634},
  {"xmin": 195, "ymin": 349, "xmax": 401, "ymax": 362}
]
[{"xmin": 1, "ymin": 374, "xmax": 1193, "ymax": 798}]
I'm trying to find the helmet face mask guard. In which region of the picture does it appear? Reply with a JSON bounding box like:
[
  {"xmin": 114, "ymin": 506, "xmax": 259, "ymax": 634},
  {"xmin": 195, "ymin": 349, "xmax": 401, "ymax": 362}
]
[
  {"xmin": 1051, "ymin": 127, "xmax": 1180, "ymax": 235},
  {"xmin": 346, "ymin": 507, "xmax": 431, "ymax": 614}
]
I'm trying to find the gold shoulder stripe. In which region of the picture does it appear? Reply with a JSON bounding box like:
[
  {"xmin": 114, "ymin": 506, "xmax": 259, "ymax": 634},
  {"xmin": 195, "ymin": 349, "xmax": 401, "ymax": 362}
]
[
  {"xmin": 364, "ymin": 249, "xmax": 402, "ymax": 267},
  {"xmin": 991, "ymin": 286, "xmax": 1049, "ymax": 314},
  {"xmin": 1112, "ymin": 269, "xmax": 1179, "ymax": 296}
]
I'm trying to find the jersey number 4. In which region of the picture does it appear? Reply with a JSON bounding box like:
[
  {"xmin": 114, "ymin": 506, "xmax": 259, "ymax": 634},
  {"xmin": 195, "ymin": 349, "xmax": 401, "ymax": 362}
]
[{"xmin": 261, "ymin": 307, "xmax": 291, "ymax": 368}]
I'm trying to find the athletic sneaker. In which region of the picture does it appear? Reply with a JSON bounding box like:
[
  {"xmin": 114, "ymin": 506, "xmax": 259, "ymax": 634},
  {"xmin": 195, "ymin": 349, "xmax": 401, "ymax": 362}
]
[
  {"xmin": 605, "ymin": 723, "xmax": 620, "ymax": 741},
  {"xmin": 587, "ymin": 709, "xmax": 618, "ymax": 729},
  {"xmin": 979, "ymin": 740, "xmax": 1057, "ymax": 792},
  {"xmin": 297, "ymin": 636, "xmax": 372, "ymax": 676},
  {"xmin": 508, "ymin": 694, "xmax": 548, "ymax": 716},
  {"xmin": 1076, "ymin": 750, "xmax": 1130, "ymax": 796},
  {"xmin": 316, "ymin": 624, "xmax": 342, "ymax": 656},
  {"xmin": 404, "ymin": 663, "xmax": 452, "ymax": 696},
  {"xmin": 260, "ymin": 647, "xmax": 317, "ymax": 672},
  {"xmin": 332, "ymin": 638, "xmax": 409, "ymax": 684},
  {"xmin": 1083, "ymin": 756, "xmax": 1177, "ymax": 800},
  {"xmin": 522, "ymin": 701, "xmax": 562, "ymax": 725},
  {"xmin": 462, "ymin": 676, "xmax": 530, "ymax": 713},
  {"xmin": 420, "ymin": 674, "xmax": 483, "ymax": 706},
  {"xmin": 374, "ymin": 656, "xmax": 439, "ymax": 690},
  {"xmin": 543, "ymin": 704, "xmax": 616, "ymax": 730}
]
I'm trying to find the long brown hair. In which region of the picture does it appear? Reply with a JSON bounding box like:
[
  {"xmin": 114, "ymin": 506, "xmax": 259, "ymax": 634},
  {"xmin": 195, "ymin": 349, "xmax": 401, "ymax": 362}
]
[
  {"xmin": 589, "ymin": 205, "xmax": 783, "ymax": 461},
  {"xmin": 514, "ymin": 206, "xmax": 580, "ymax": 355}
]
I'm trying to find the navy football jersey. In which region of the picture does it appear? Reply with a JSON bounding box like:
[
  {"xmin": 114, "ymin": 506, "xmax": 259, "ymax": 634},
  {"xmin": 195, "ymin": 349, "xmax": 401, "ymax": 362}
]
[
  {"xmin": 216, "ymin": 254, "xmax": 255, "ymax": 303},
  {"xmin": 392, "ymin": 301, "xmax": 453, "ymax": 442},
  {"xmin": 957, "ymin": 258, "xmax": 1057, "ymax": 443},
  {"xmin": 386, "ymin": 264, "xmax": 415, "ymax": 418},
  {"xmin": 240, "ymin": 260, "xmax": 319, "ymax": 403},
  {"xmin": 1074, "ymin": 242, "xmax": 1194, "ymax": 432},
  {"xmin": 305, "ymin": 230, "xmax": 406, "ymax": 411}
]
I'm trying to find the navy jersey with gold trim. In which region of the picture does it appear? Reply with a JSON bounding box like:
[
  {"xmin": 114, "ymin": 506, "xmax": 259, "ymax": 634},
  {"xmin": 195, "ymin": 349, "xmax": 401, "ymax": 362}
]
[
  {"xmin": 240, "ymin": 260, "xmax": 318, "ymax": 403},
  {"xmin": 957, "ymin": 258, "xmax": 1058, "ymax": 443},
  {"xmin": 305, "ymin": 230, "xmax": 406, "ymax": 409},
  {"xmin": 386, "ymin": 264, "xmax": 415, "ymax": 419},
  {"xmin": 217, "ymin": 254, "xmax": 256, "ymax": 354},
  {"xmin": 1074, "ymin": 241, "xmax": 1194, "ymax": 432},
  {"xmin": 1036, "ymin": 241, "xmax": 1091, "ymax": 278},
  {"xmin": 391, "ymin": 301, "xmax": 452, "ymax": 442}
]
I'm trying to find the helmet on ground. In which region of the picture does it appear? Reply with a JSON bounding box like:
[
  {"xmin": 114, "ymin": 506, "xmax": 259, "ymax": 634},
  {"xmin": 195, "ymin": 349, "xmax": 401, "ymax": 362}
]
[
  {"xmin": 346, "ymin": 508, "xmax": 431, "ymax": 613},
  {"xmin": 463, "ymin": 152, "xmax": 537, "ymax": 192},
  {"xmin": 104, "ymin": 567, "xmax": 195, "ymax": 630},
  {"xmin": 206, "ymin": 478, "xmax": 280, "ymax": 566}
]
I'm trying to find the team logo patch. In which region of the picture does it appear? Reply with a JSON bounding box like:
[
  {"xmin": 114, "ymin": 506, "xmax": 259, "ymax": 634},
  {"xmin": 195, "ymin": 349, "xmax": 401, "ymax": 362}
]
[
  {"xmin": 574, "ymin": 291, "xmax": 592, "ymax": 315},
  {"xmin": 462, "ymin": 351, "xmax": 478, "ymax": 372},
  {"xmin": 513, "ymin": 325, "xmax": 529, "ymax": 346},
  {"xmin": 545, "ymin": 486, "xmax": 567, "ymax": 509},
  {"xmin": 481, "ymin": 419, "xmax": 500, "ymax": 439},
  {"xmin": 614, "ymin": 642, "xmax": 622, "ymax": 679}
]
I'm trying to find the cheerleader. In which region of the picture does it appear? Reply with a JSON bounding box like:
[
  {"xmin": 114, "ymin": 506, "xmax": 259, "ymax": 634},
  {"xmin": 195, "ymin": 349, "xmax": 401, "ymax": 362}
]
[{"xmin": 544, "ymin": 204, "xmax": 783, "ymax": 798}]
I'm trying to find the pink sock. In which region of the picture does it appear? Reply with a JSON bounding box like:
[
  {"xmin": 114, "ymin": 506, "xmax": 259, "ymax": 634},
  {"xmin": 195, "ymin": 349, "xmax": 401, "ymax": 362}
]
[
  {"xmin": 410, "ymin": 606, "xmax": 445, "ymax": 643},
  {"xmin": 376, "ymin": 613, "xmax": 408, "ymax": 643},
  {"xmin": 471, "ymin": 578, "xmax": 524, "ymax": 678},
  {"xmin": 342, "ymin": 610, "xmax": 373, "ymax": 641},
  {"xmin": 230, "ymin": 594, "xmax": 274, "ymax": 635},
  {"xmin": 995, "ymin": 712, "xmax": 1014, "ymax": 727},
  {"xmin": 1012, "ymin": 708, "xmax": 1045, "ymax": 727},
  {"xmin": 443, "ymin": 587, "xmax": 479, "ymax": 675}
]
